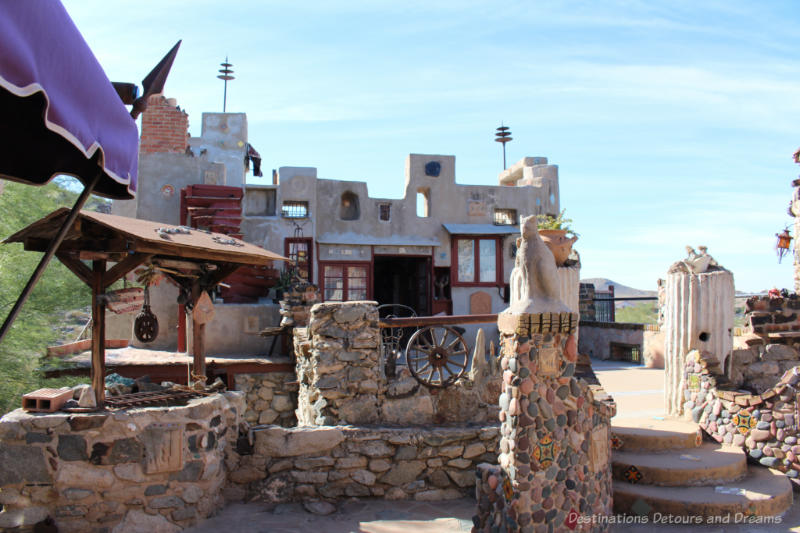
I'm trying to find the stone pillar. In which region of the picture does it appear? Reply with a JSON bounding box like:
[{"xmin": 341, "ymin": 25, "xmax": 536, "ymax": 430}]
[
  {"xmin": 793, "ymin": 182, "xmax": 800, "ymax": 293},
  {"xmin": 474, "ymin": 311, "xmax": 613, "ymax": 532},
  {"xmin": 664, "ymin": 265, "xmax": 734, "ymax": 417}
]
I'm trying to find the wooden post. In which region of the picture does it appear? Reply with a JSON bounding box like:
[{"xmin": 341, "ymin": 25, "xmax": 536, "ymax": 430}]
[
  {"xmin": 91, "ymin": 260, "xmax": 107, "ymax": 406},
  {"xmin": 191, "ymin": 284, "xmax": 206, "ymax": 382}
]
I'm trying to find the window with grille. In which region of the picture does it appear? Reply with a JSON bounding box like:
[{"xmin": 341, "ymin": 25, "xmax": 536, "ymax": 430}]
[
  {"xmin": 281, "ymin": 201, "xmax": 308, "ymax": 218},
  {"xmin": 285, "ymin": 238, "xmax": 313, "ymax": 281},
  {"xmin": 379, "ymin": 203, "xmax": 391, "ymax": 221},
  {"xmin": 493, "ymin": 208, "xmax": 517, "ymax": 225},
  {"xmin": 322, "ymin": 263, "xmax": 369, "ymax": 301},
  {"xmin": 610, "ymin": 342, "xmax": 642, "ymax": 364}
]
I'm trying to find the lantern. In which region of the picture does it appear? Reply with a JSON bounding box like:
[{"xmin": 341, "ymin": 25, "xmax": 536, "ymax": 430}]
[{"xmin": 776, "ymin": 228, "xmax": 792, "ymax": 263}]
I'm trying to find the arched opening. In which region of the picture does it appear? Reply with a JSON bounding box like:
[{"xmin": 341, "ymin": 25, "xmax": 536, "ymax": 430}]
[
  {"xmin": 417, "ymin": 188, "xmax": 430, "ymax": 218},
  {"xmin": 340, "ymin": 191, "xmax": 360, "ymax": 220}
]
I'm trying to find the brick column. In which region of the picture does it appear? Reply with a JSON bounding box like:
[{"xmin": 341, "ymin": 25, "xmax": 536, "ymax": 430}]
[{"xmin": 474, "ymin": 311, "xmax": 613, "ymax": 532}]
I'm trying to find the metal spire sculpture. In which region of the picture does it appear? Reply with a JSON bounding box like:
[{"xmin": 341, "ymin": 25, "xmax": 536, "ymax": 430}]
[{"xmin": 217, "ymin": 57, "xmax": 234, "ymax": 112}]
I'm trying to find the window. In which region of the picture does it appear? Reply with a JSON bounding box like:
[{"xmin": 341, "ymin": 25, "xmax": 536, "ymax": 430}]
[
  {"xmin": 494, "ymin": 208, "xmax": 517, "ymax": 226},
  {"xmin": 340, "ymin": 191, "xmax": 360, "ymax": 220},
  {"xmin": 322, "ymin": 263, "xmax": 369, "ymax": 301},
  {"xmin": 281, "ymin": 201, "xmax": 308, "ymax": 218},
  {"xmin": 417, "ymin": 188, "xmax": 430, "ymax": 217},
  {"xmin": 452, "ymin": 237, "xmax": 502, "ymax": 286},
  {"xmin": 285, "ymin": 238, "xmax": 313, "ymax": 281},
  {"xmin": 379, "ymin": 203, "xmax": 391, "ymax": 221}
]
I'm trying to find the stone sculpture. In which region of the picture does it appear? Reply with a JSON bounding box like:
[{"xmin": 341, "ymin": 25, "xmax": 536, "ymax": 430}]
[
  {"xmin": 507, "ymin": 215, "xmax": 570, "ymax": 314},
  {"xmin": 670, "ymin": 245, "xmax": 721, "ymax": 274}
]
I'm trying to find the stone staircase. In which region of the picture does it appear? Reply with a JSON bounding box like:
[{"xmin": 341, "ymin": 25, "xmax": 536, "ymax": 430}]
[{"xmin": 611, "ymin": 417, "xmax": 793, "ymax": 518}]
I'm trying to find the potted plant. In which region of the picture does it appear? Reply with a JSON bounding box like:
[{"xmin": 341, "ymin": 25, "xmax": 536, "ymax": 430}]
[
  {"xmin": 537, "ymin": 210, "xmax": 579, "ymax": 266},
  {"xmin": 272, "ymin": 268, "xmax": 295, "ymax": 302}
]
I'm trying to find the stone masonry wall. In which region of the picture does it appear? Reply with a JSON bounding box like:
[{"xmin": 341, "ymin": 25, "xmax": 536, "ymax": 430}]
[
  {"xmin": 295, "ymin": 301, "xmax": 499, "ymax": 426},
  {"xmin": 235, "ymin": 372, "xmax": 297, "ymax": 427},
  {"xmin": 745, "ymin": 293, "xmax": 800, "ymax": 343},
  {"xmin": 0, "ymin": 392, "xmax": 243, "ymax": 532},
  {"xmin": 224, "ymin": 425, "xmax": 499, "ymax": 503},
  {"xmin": 684, "ymin": 349, "xmax": 800, "ymax": 482}
]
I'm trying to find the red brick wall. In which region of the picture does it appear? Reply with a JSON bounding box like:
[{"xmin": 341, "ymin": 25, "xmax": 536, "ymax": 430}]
[{"xmin": 140, "ymin": 95, "xmax": 189, "ymax": 154}]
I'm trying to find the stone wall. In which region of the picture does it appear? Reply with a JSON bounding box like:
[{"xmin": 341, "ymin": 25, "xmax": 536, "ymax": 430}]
[
  {"xmin": 683, "ymin": 349, "xmax": 800, "ymax": 482},
  {"xmin": 745, "ymin": 293, "xmax": 800, "ymax": 343},
  {"xmin": 729, "ymin": 344, "xmax": 800, "ymax": 393},
  {"xmin": 224, "ymin": 424, "xmax": 499, "ymax": 503},
  {"xmin": 578, "ymin": 321, "xmax": 663, "ymax": 368},
  {"xmin": 474, "ymin": 312, "xmax": 615, "ymax": 532},
  {"xmin": 0, "ymin": 392, "xmax": 243, "ymax": 532},
  {"xmin": 235, "ymin": 372, "xmax": 297, "ymax": 427},
  {"xmin": 295, "ymin": 301, "xmax": 500, "ymax": 427}
]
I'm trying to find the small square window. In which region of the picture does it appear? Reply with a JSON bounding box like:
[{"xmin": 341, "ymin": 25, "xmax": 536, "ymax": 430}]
[
  {"xmin": 379, "ymin": 203, "xmax": 391, "ymax": 221},
  {"xmin": 281, "ymin": 201, "xmax": 308, "ymax": 218},
  {"xmin": 494, "ymin": 208, "xmax": 517, "ymax": 225}
]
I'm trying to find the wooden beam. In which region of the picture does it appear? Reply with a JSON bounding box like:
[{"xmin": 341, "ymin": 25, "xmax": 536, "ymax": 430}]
[
  {"xmin": 102, "ymin": 253, "xmax": 153, "ymax": 289},
  {"xmin": 55, "ymin": 252, "xmax": 92, "ymax": 287},
  {"xmin": 379, "ymin": 313, "xmax": 498, "ymax": 328},
  {"xmin": 131, "ymin": 240, "xmax": 277, "ymax": 267},
  {"xmin": 91, "ymin": 260, "xmax": 107, "ymax": 406},
  {"xmin": 191, "ymin": 284, "xmax": 206, "ymax": 382},
  {"xmin": 22, "ymin": 237, "xmax": 130, "ymax": 254},
  {"xmin": 152, "ymin": 258, "xmax": 211, "ymax": 271}
]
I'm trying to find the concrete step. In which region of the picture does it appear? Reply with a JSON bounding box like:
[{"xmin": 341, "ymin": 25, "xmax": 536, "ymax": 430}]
[
  {"xmin": 611, "ymin": 417, "xmax": 701, "ymax": 452},
  {"xmin": 613, "ymin": 466, "xmax": 793, "ymax": 519},
  {"xmin": 612, "ymin": 443, "xmax": 746, "ymax": 486}
]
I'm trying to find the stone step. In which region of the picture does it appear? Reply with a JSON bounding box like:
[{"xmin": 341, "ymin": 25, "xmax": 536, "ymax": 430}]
[
  {"xmin": 612, "ymin": 443, "xmax": 746, "ymax": 486},
  {"xmin": 613, "ymin": 466, "xmax": 793, "ymax": 519},
  {"xmin": 611, "ymin": 417, "xmax": 702, "ymax": 452}
]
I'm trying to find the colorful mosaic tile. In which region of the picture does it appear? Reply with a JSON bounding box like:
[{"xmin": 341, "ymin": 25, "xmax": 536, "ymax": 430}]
[
  {"xmin": 695, "ymin": 429, "xmax": 703, "ymax": 447},
  {"xmin": 623, "ymin": 465, "xmax": 643, "ymax": 484},
  {"xmin": 502, "ymin": 477, "xmax": 513, "ymax": 501},
  {"xmin": 732, "ymin": 411, "xmax": 757, "ymax": 435},
  {"xmin": 610, "ymin": 435, "xmax": 624, "ymax": 450},
  {"xmin": 532, "ymin": 432, "xmax": 558, "ymax": 468},
  {"xmin": 688, "ymin": 374, "xmax": 700, "ymax": 391}
]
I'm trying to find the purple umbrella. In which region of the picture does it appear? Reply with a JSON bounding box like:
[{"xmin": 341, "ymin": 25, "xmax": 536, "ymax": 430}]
[{"xmin": 0, "ymin": 1, "xmax": 174, "ymax": 343}]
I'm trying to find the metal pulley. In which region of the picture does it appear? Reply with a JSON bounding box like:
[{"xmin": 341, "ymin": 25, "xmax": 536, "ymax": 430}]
[{"xmin": 134, "ymin": 283, "xmax": 158, "ymax": 343}]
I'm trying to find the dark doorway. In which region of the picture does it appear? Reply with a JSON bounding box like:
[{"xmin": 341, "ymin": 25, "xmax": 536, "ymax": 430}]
[{"xmin": 373, "ymin": 256, "xmax": 431, "ymax": 316}]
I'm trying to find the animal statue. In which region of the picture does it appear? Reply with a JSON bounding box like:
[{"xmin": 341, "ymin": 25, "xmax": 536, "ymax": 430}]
[{"xmin": 507, "ymin": 215, "xmax": 570, "ymax": 314}]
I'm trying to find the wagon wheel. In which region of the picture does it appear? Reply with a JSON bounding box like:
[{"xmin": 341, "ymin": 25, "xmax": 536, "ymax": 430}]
[{"xmin": 406, "ymin": 326, "xmax": 468, "ymax": 388}]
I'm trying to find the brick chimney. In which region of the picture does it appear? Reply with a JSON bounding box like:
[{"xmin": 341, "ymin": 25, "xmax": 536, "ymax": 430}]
[{"xmin": 140, "ymin": 95, "xmax": 189, "ymax": 154}]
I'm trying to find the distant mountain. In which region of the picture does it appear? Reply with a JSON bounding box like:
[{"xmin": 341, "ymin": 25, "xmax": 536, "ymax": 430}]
[{"xmin": 580, "ymin": 278, "xmax": 657, "ymax": 298}]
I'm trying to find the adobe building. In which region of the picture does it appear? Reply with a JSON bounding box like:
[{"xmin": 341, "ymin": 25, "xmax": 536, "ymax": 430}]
[{"xmin": 111, "ymin": 95, "xmax": 575, "ymax": 355}]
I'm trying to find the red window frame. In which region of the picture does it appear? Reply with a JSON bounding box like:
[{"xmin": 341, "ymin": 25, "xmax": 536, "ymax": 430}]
[
  {"xmin": 450, "ymin": 236, "xmax": 503, "ymax": 287},
  {"xmin": 320, "ymin": 261, "xmax": 371, "ymax": 302},
  {"xmin": 284, "ymin": 237, "xmax": 313, "ymax": 282}
]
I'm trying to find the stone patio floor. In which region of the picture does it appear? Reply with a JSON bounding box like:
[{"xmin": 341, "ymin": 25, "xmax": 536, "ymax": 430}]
[{"xmin": 187, "ymin": 359, "xmax": 800, "ymax": 533}]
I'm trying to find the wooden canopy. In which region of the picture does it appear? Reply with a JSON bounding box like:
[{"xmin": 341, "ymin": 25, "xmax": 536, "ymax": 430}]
[{"xmin": 6, "ymin": 208, "xmax": 288, "ymax": 406}]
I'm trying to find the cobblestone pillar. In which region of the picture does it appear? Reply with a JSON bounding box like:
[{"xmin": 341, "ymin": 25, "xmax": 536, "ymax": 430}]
[{"xmin": 474, "ymin": 311, "xmax": 614, "ymax": 533}]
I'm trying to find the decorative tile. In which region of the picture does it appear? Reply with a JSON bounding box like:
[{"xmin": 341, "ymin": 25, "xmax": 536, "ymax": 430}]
[
  {"xmin": 610, "ymin": 435, "xmax": 624, "ymax": 450},
  {"xmin": 502, "ymin": 476, "xmax": 513, "ymax": 501},
  {"xmin": 732, "ymin": 411, "xmax": 756, "ymax": 435},
  {"xmin": 695, "ymin": 429, "xmax": 703, "ymax": 447},
  {"xmin": 532, "ymin": 433, "xmax": 558, "ymax": 468},
  {"xmin": 688, "ymin": 374, "xmax": 700, "ymax": 391},
  {"xmin": 623, "ymin": 465, "xmax": 643, "ymax": 484},
  {"xmin": 537, "ymin": 346, "xmax": 559, "ymax": 377}
]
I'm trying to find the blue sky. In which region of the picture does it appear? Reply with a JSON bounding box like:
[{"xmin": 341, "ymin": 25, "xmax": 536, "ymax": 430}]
[{"xmin": 63, "ymin": 1, "xmax": 800, "ymax": 292}]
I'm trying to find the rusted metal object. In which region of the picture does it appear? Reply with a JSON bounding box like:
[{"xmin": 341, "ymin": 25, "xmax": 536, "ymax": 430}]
[
  {"xmin": 406, "ymin": 326, "xmax": 468, "ymax": 388},
  {"xmin": 104, "ymin": 389, "xmax": 208, "ymax": 409},
  {"xmin": 379, "ymin": 313, "xmax": 497, "ymax": 328},
  {"xmin": 134, "ymin": 285, "xmax": 158, "ymax": 343}
]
